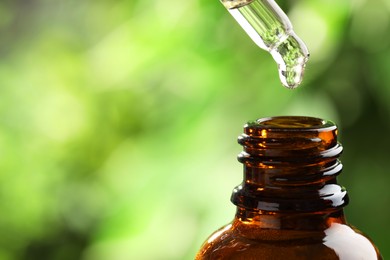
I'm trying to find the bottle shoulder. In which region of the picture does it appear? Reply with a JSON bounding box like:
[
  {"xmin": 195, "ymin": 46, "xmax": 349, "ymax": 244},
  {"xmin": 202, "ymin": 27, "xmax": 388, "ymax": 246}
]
[
  {"xmin": 322, "ymin": 223, "xmax": 382, "ymax": 260},
  {"xmin": 196, "ymin": 222, "xmax": 382, "ymax": 260}
]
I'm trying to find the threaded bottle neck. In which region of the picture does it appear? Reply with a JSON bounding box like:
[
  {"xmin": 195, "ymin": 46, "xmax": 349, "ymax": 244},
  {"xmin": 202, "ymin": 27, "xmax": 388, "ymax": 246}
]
[{"xmin": 231, "ymin": 116, "xmax": 349, "ymax": 213}]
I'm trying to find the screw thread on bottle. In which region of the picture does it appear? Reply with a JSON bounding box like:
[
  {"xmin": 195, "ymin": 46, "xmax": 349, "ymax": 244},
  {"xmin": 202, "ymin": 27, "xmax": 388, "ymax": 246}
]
[{"xmin": 231, "ymin": 116, "xmax": 349, "ymax": 212}]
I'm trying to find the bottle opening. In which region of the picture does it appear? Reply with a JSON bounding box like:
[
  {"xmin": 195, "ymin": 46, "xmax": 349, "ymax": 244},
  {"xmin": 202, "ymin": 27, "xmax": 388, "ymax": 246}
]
[
  {"xmin": 256, "ymin": 116, "xmax": 329, "ymax": 129},
  {"xmin": 241, "ymin": 116, "xmax": 339, "ymax": 155}
]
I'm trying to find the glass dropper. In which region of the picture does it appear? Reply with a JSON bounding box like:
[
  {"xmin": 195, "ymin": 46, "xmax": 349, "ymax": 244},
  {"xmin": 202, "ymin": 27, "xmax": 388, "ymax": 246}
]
[{"xmin": 221, "ymin": 0, "xmax": 310, "ymax": 89}]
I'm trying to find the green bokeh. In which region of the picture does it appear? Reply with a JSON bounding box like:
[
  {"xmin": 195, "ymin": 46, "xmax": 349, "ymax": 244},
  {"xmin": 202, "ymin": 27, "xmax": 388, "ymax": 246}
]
[{"xmin": 0, "ymin": 0, "xmax": 388, "ymax": 259}]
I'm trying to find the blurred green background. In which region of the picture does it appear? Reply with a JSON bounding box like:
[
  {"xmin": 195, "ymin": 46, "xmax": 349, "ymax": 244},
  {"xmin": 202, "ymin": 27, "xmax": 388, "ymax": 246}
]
[{"xmin": 0, "ymin": 0, "xmax": 389, "ymax": 259}]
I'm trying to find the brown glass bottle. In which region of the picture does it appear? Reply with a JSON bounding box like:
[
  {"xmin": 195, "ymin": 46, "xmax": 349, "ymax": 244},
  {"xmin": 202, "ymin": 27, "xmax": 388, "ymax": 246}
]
[{"xmin": 196, "ymin": 116, "xmax": 382, "ymax": 260}]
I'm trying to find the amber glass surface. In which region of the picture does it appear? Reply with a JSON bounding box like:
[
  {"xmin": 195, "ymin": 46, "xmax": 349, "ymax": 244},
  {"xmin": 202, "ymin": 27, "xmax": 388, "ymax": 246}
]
[{"xmin": 196, "ymin": 116, "xmax": 382, "ymax": 260}]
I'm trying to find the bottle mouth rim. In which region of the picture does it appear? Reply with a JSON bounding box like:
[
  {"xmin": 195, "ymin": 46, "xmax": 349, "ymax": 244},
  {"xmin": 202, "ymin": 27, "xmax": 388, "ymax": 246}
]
[
  {"xmin": 240, "ymin": 116, "xmax": 340, "ymax": 160},
  {"xmin": 248, "ymin": 116, "xmax": 336, "ymax": 132}
]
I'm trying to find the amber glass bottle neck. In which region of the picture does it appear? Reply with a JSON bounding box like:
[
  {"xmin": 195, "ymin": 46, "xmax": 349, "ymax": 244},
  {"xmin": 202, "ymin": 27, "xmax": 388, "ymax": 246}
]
[
  {"xmin": 234, "ymin": 207, "xmax": 346, "ymax": 232},
  {"xmin": 231, "ymin": 116, "xmax": 349, "ymax": 216}
]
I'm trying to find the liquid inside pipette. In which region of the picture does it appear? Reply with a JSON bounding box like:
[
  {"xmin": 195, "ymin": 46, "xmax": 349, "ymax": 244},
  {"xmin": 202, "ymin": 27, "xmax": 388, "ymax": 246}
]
[{"xmin": 221, "ymin": 0, "xmax": 309, "ymax": 89}]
